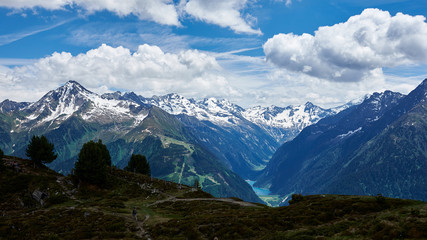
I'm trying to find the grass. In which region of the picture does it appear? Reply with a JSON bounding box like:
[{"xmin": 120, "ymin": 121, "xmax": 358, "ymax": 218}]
[
  {"xmin": 1, "ymin": 156, "xmax": 426, "ymax": 239},
  {"xmin": 259, "ymin": 194, "xmax": 284, "ymax": 206}
]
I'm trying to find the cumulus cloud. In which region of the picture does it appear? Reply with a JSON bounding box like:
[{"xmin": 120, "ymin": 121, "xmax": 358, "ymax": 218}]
[
  {"xmin": 181, "ymin": 0, "xmax": 262, "ymax": 35},
  {"xmin": 0, "ymin": 43, "xmax": 423, "ymax": 109},
  {"xmin": 0, "ymin": 0, "xmax": 180, "ymax": 26},
  {"xmin": 1, "ymin": 0, "xmax": 261, "ymax": 34},
  {"xmin": 264, "ymin": 9, "xmax": 427, "ymax": 82},
  {"xmin": 0, "ymin": 44, "xmax": 238, "ymax": 102}
]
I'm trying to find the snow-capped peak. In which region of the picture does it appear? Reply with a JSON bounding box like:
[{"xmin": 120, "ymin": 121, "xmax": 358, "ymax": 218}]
[
  {"xmin": 242, "ymin": 102, "xmax": 335, "ymax": 142},
  {"xmin": 12, "ymin": 81, "xmax": 362, "ymax": 144},
  {"xmin": 142, "ymin": 92, "xmax": 342, "ymax": 142},
  {"xmin": 22, "ymin": 81, "xmax": 148, "ymax": 127},
  {"xmin": 142, "ymin": 93, "xmax": 244, "ymax": 125},
  {"xmin": 244, "ymin": 102, "xmax": 331, "ymax": 128}
]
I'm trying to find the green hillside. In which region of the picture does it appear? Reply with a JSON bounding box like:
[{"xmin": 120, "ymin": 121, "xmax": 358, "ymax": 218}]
[{"xmin": 1, "ymin": 156, "xmax": 426, "ymax": 239}]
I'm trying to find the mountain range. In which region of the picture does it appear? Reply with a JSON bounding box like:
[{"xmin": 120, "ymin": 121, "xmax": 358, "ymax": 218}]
[
  {"xmin": 102, "ymin": 88, "xmax": 346, "ymax": 179},
  {"xmin": 1, "ymin": 79, "xmax": 426, "ymax": 205},
  {"xmin": 0, "ymin": 80, "xmax": 343, "ymax": 202},
  {"xmin": 0, "ymin": 81, "xmax": 258, "ymax": 202},
  {"xmin": 256, "ymin": 79, "xmax": 427, "ymax": 205}
]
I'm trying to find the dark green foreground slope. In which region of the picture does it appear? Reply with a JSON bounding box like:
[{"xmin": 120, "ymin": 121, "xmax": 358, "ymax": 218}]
[{"xmin": 1, "ymin": 156, "xmax": 426, "ymax": 240}]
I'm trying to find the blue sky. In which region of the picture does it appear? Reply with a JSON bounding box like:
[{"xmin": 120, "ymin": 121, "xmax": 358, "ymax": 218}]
[{"xmin": 1, "ymin": 0, "xmax": 427, "ymax": 108}]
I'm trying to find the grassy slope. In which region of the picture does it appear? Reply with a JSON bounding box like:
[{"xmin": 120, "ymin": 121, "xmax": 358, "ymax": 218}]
[{"xmin": 1, "ymin": 156, "xmax": 426, "ymax": 240}]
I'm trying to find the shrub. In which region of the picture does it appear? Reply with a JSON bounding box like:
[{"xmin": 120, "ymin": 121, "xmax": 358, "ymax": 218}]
[
  {"xmin": 376, "ymin": 194, "xmax": 386, "ymax": 204},
  {"xmin": 26, "ymin": 135, "xmax": 57, "ymax": 166},
  {"xmin": 289, "ymin": 193, "xmax": 304, "ymax": 205}
]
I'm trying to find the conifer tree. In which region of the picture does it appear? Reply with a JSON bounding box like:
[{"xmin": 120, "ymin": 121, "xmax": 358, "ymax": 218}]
[
  {"xmin": 74, "ymin": 140, "xmax": 109, "ymax": 185},
  {"xmin": 125, "ymin": 154, "xmax": 150, "ymax": 176},
  {"xmin": 25, "ymin": 135, "xmax": 57, "ymax": 166},
  {"xmin": 194, "ymin": 178, "xmax": 200, "ymax": 189}
]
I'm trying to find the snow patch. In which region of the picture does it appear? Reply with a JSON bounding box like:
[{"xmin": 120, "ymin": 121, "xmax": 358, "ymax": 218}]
[{"xmin": 337, "ymin": 127, "xmax": 362, "ymax": 139}]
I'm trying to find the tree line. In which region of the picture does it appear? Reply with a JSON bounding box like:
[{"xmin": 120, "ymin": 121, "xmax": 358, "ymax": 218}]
[{"xmin": 0, "ymin": 135, "xmax": 150, "ymax": 185}]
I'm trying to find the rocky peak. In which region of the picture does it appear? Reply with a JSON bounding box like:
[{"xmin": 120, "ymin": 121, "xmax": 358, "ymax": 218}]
[
  {"xmin": 101, "ymin": 91, "xmax": 123, "ymax": 100},
  {"xmin": 0, "ymin": 99, "xmax": 30, "ymax": 113}
]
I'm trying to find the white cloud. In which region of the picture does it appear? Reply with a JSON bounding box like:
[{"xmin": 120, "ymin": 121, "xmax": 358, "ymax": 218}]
[
  {"xmin": 0, "ymin": 43, "xmax": 424, "ymax": 109},
  {"xmin": 0, "ymin": 0, "xmax": 180, "ymax": 26},
  {"xmin": 0, "ymin": 0, "xmax": 67, "ymax": 10},
  {"xmin": 182, "ymin": 0, "xmax": 262, "ymax": 35},
  {"xmin": 264, "ymin": 9, "xmax": 427, "ymax": 82},
  {"xmin": 1, "ymin": 0, "xmax": 262, "ymax": 34},
  {"xmin": 0, "ymin": 44, "xmax": 238, "ymax": 102}
]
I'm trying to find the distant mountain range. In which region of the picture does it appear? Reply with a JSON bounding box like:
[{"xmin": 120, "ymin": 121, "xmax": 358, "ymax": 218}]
[
  {"xmin": 0, "ymin": 81, "xmax": 260, "ymax": 202},
  {"xmin": 0, "ymin": 80, "xmax": 349, "ymax": 202},
  {"xmin": 129, "ymin": 90, "xmax": 348, "ymax": 178},
  {"xmin": 256, "ymin": 79, "xmax": 427, "ymax": 205},
  {"xmin": 2, "ymin": 79, "xmax": 425, "ymax": 205}
]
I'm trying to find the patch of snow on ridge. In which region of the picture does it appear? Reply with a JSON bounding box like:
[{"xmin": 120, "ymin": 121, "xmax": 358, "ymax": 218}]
[
  {"xmin": 337, "ymin": 127, "xmax": 362, "ymax": 139},
  {"xmin": 41, "ymin": 94, "xmax": 80, "ymax": 123},
  {"xmin": 243, "ymin": 103, "xmax": 330, "ymax": 130},
  {"xmin": 133, "ymin": 113, "xmax": 148, "ymax": 126},
  {"xmin": 145, "ymin": 94, "xmax": 242, "ymax": 125}
]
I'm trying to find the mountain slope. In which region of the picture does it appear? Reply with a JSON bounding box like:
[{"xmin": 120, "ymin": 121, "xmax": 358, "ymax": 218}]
[
  {"xmin": 1, "ymin": 156, "xmax": 426, "ymax": 240},
  {"xmin": 175, "ymin": 114, "xmax": 277, "ymax": 179},
  {"xmin": 139, "ymin": 93, "xmax": 339, "ymax": 179},
  {"xmin": 141, "ymin": 94, "xmax": 278, "ymax": 179},
  {"xmin": 324, "ymin": 101, "xmax": 427, "ymax": 200},
  {"xmin": 257, "ymin": 79, "xmax": 427, "ymax": 204},
  {"xmin": 0, "ymin": 81, "xmax": 261, "ymax": 202},
  {"xmin": 107, "ymin": 106, "xmax": 262, "ymax": 202},
  {"xmin": 255, "ymin": 89, "xmax": 406, "ymax": 198}
]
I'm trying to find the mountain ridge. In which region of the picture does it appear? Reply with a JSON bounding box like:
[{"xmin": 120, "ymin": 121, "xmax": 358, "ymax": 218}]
[
  {"xmin": 0, "ymin": 81, "xmax": 262, "ymax": 203},
  {"xmin": 256, "ymin": 78, "xmax": 427, "ymax": 205},
  {"xmin": 1, "ymin": 80, "xmax": 349, "ymax": 180}
]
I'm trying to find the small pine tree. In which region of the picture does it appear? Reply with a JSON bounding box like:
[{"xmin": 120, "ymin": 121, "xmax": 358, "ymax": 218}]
[
  {"xmin": 194, "ymin": 178, "xmax": 200, "ymax": 189},
  {"xmin": 74, "ymin": 140, "xmax": 109, "ymax": 185},
  {"xmin": 124, "ymin": 154, "xmax": 150, "ymax": 176},
  {"xmin": 26, "ymin": 135, "xmax": 57, "ymax": 166}
]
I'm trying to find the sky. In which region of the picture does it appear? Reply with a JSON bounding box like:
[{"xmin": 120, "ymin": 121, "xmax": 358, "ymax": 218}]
[{"xmin": 0, "ymin": 0, "xmax": 427, "ymax": 108}]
